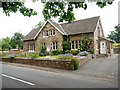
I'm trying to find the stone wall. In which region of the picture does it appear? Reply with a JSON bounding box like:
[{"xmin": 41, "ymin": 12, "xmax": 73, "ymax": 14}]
[
  {"xmin": 2, "ymin": 58, "xmax": 75, "ymax": 70},
  {"xmin": 36, "ymin": 22, "xmax": 63, "ymax": 51},
  {"xmin": 23, "ymin": 40, "xmax": 36, "ymax": 52},
  {"xmin": 113, "ymin": 48, "xmax": 120, "ymax": 54}
]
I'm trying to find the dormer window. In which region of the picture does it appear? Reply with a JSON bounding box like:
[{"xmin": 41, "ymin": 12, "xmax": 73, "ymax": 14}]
[{"xmin": 50, "ymin": 29, "xmax": 55, "ymax": 36}]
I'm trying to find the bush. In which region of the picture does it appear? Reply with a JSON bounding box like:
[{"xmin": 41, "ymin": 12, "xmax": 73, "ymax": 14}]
[
  {"xmin": 39, "ymin": 45, "xmax": 47, "ymax": 56},
  {"xmin": 65, "ymin": 50, "xmax": 70, "ymax": 54},
  {"xmin": 113, "ymin": 43, "xmax": 120, "ymax": 47},
  {"xmin": 15, "ymin": 53, "xmax": 25, "ymax": 58},
  {"xmin": 51, "ymin": 50, "xmax": 59, "ymax": 55},
  {"xmin": 71, "ymin": 57, "xmax": 80, "ymax": 70},
  {"xmin": 28, "ymin": 52, "xmax": 39, "ymax": 59},
  {"xmin": 58, "ymin": 50, "xmax": 64, "ymax": 54},
  {"xmin": 70, "ymin": 50, "xmax": 79, "ymax": 55},
  {"xmin": 57, "ymin": 54, "xmax": 73, "ymax": 60},
  {"xmin": 0, "ymin": 52, "xmax": 7, "ymax": 58}
]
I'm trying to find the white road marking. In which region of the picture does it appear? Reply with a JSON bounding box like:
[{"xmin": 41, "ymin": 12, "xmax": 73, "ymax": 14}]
[{"xmin": 2, "ymin": 74, "xmax": 35, "ymax": 86}]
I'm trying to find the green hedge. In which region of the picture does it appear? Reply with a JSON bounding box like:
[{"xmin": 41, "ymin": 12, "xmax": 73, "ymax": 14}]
[
  {"xmin": 71, "ymin": 57, "xmax": 80, "ymax": 70},
  {"xmin": 70, "ymin": 50, "xmax": 79, "ymax": 55},
  {"xmin": 51, "ymin": 50, "xmax": 64, "ymax": 55}
]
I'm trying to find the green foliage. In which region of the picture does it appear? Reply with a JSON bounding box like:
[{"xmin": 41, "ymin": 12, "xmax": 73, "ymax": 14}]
[
  {"xmin": 2, "ymin": 2, "xmax": 37, "ymax": 17},
  {"xmin": 0, "ymin": 37, "xmax": 11, "ymax": 51},
  {"xmin": 0, "ymin": 52, "xmax": 7, "ymax": 58},
  {"xmin": 58, "ymin": 50, "xmax": 64, "ymax": 54},
  {"xmin": 1, "ymin": 1, "xmax": 113, "ymax": 22},
  {"xmin": 71, "ymin": 57, "xmax": 80, "ymax": 70},
  {"xmin": 35, "ymin": 21, "xmax": 44, "ymax": 28},
  {"xmin": 62, "ymin": 41, "xmax": 71, "ymax": 53},
  {"xmin": 39, "ymin": 45, "xmax": 47, "ymax": 56},
  {"xmin": 113, "ymin": 43, "xmax": 120, "ymax": 48},
  {"xmin": 65, "ymin": 50, "xmax": 70, "ymax": 54},
  {"xmin": 70, "ymin": 50, "xmax": 79, "ymax": 55},
  {"xmin": 57, "ymin": 55, "xmax": 72, "ymax": 60},
  {"xmin": 78, "ymin": 36, "xmax": 93, "ymax": 53},
  {"xmin": 42, "ymin": 1, "xmax": 113, "ymax": 23},
  {"xmin": 27, "ymin": 52, "xmax": 39, "ymax": 59},
  {"xmin": 51, "ymin": 50, "xmax": 59, "ymax": 55},
  {"xmin": 10, "ymin": 32, "xmax": 24, "ymax": 49},
  {"xmin": 15, "ymin": 53, "xmax": 25, "ymax": 58},
  {"xmin": 108, "ymin": 24, "xmax": 120, "ymax": 43}
]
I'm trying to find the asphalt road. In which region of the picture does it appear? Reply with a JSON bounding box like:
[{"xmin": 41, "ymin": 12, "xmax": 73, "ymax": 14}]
[
  {"xmin": 1, "ymin": 54, "xmax": 119, "ymax": 88},
  {"xmin": 2, "ymin": 58, "xmax": 118, "ymax": 88}
]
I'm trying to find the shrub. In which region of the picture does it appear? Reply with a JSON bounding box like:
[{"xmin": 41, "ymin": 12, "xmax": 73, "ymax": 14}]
[
  {"xmin": 28, "ymin": 52, "xmax": 39, "ymax": 59},
  {"xmin": 0, "ymin": 52, "xmax": 7, "ymax": 58},
  {"xmin": 71, "ymin": 57, "xmax": 80, "ymax": 70},
  {"xmin": 65, "ymin": 50, "xmax": 70, "ymax": 54},
  {"xmin": 70, "ymin": 50, "xmax": 79, "ymax": 55},
  {"xmin": 15, "ymin": 52, "xmax": 25, "ymax": 58},
  {"xmin": 39, "ymin": 45, "xmax": 47, "ymax": 56},
  {"xmin": 51, "ymin": 50, "xmax": 59, "ymax": 55},
  {"xmin": 57, "ymin": 54, "xmax": 73, "ymax": 60},
  {"xmin": 113, "ymin": 43, "xmax": 120, "ymax": 47},
  {"xmin": 58, "ymin": 50, "xmax": 64, "ymax": 54}
]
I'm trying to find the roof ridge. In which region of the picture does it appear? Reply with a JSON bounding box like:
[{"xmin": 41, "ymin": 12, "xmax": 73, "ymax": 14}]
[{"xmin": 60, "ymin": 16, "xmax": 100, "ymax": 25}]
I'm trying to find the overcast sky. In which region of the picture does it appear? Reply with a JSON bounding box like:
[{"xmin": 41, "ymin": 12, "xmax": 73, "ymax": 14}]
[{"xmin": 0, "ymin": 0, "xmax": 118, "ymax": 39}]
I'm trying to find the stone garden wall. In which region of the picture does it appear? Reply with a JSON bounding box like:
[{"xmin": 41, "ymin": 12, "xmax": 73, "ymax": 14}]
[{"xmin": 2, "ymin": 58, "xmax": 75, "ymax": 70}]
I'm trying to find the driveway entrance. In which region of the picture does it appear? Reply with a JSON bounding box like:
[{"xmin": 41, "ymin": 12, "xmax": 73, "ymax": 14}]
[{"xmin": 71, "ymin": 54, "xmax": 118, "ymax": 80}]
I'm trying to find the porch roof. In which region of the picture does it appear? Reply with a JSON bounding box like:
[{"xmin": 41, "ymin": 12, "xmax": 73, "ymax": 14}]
[{"xmin": 99, "ymin": 36, "xmax": 115, "ymax": 43}]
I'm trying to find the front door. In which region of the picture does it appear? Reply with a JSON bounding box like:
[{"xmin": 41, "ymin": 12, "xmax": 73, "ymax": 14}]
[{"xmin": 100, "ymin": 41, "xmax": 106, "ymax": 54}]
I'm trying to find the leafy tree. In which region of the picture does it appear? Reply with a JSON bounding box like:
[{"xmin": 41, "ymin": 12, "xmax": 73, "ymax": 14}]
[
  {"xmin": 1, "ymin": 0, "xmax": 113, "ymax": 22},
  {"xmin": 1, "ymin": 2, "xmax": 37, "ymax": 17},
  {"xmin": 0, "ymin": 37, "xmax": 11, "ymax": 51},
  {"xmin": 42, "ymin": 0, "xmax": 113, "ymax": 22},
  {"xmin": 10, "ymin": 32, "xmax": 24, "ymax": 49},
  {"xmin": 108, "ymin": 24, "xmax": 120, "ymax": 43},
  {"xmin": 35, "ymin": 21, "xmax": 44, "ymax": 28}
]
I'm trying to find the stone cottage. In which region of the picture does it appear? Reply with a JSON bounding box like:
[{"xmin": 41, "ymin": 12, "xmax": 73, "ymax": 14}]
[{"xmin": 23, "ymin": 16, "xmax": 114, "ymax": 55}]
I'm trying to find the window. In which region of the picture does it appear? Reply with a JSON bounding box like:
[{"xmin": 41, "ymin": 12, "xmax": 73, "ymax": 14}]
[
  {"xmin": 42, "ymin": 43, "xmax": 46, "ymax": 47},
  {"xmin": 43, "ymin": 31, "xmax": 48, "ymax": 37},
  {"xmin": 51, "ymin": 42, "xmax": 58, "ymax": 50},
  {"xmin": 71, "ymin": 40, "xmax": 80, "ymax": 50},
  {"xmin": 28, "ymin": 44, "xmax": 35, "ymax": 52},
  {"xmin": 50, "ymin": 30, "xmax": 55, "ymax": 36},
  {"xmin": 71, "ymin": 41, "xmax": 74, "ymax": 49}
]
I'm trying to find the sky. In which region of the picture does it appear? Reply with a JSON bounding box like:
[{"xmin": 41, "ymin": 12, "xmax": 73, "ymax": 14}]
[{"xmin": 0, "ymin": 0, "xmax": 118, "ymax": 39}]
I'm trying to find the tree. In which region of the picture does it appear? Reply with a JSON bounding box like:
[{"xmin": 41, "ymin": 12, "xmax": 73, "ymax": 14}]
[
  {"xmin": 42, "ymin": 0, "xmax": 113, "ymax": 22},
  {"xmin": 108, "ymin": 24, "xmax": 120, "ymax": 43},
  {"xmin": 0, "ymin": 37, "xmax": 11, "ymax": 51},
  {"xmin": 35, "ymin": 21, "xmax": 44, "ymax": 28},
  {"xmin": 0, "ymin": 0, "xmax": 113, "ymax": 22},
  {"xmin": 10, "ymin": 32, "xmax": 24, "ymax": 49},
  {"xmin": 0, "ymin": 2, "xmax": 37, "ymax": 17}
]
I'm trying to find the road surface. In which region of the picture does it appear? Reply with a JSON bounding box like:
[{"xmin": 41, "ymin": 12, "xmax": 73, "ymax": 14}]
[{"xmin": 2, "ymin": 62, "xmax": 118, "ymax": 88}]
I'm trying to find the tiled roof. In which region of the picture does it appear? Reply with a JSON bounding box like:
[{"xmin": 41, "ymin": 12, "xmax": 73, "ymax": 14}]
[
  {"xmin": 23, "ymin": 27, "xmax": 40, "ymax": 41},
  {"xmin": 24, "ymin": 16, "xmax": 100, "ymax": 41},
  {"xmin": 60, "ymin": 16, "xmax": 99, "ymax": 35}
]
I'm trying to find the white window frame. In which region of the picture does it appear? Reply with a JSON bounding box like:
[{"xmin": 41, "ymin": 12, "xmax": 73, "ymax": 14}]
[
  {"xmin": 51, "ymin": 42, "xmax": 58, "ymax": 50},
  {"xmin": 50, "ymin": 29, "xmax": 55, "ymax": 36},
  {"xmin": 71, "ymin": 40, "xmax": 80, "ymax": 50},
  {"xmin": 28, "ymin": 44, "xmax": 35, "ymax": 52}
]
